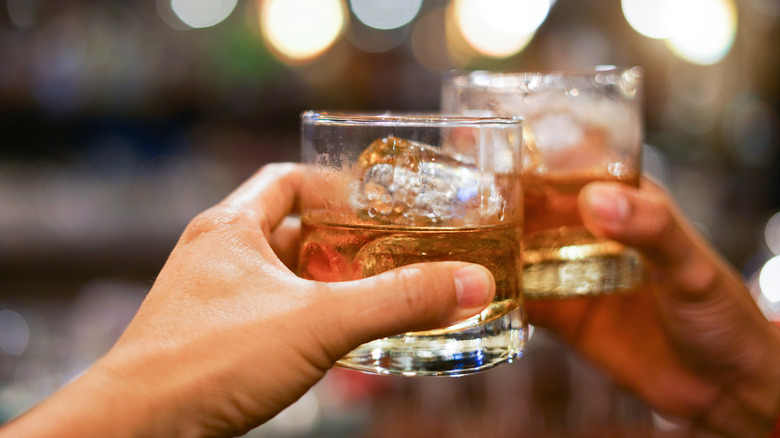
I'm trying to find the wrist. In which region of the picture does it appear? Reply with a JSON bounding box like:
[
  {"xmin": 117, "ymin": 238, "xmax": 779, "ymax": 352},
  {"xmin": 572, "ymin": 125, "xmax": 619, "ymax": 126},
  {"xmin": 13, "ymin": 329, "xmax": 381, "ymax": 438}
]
[
  {"xmin": 88, "ymin": 347, "xmax": 209, "ymax": 437},
  {"xmin": 0, "ymin": 352, "xmax": 201, "ymax": 438},
  {"xmin": 0, "ymin": 361, "xmax": 158, "ymax": 437},
  {"xmin": 696, "ymin": 323, "xmax": 780, "ymax": 438}
]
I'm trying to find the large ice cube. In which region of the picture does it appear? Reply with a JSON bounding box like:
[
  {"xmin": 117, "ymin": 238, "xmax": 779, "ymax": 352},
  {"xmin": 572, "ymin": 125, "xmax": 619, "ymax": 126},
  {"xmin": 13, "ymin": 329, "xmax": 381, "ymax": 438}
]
[{"xmin": 349, "ymin": 136, "xmax": 501, "ymax": 226}]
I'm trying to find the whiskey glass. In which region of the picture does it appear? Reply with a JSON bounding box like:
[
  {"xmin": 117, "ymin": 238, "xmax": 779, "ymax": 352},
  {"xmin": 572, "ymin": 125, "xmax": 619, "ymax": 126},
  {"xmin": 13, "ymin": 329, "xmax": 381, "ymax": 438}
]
[
  {"xmin": 442, "ymin": 66, "xmax": 645, "ymax": 299},
  {"xmin": 298, "ymin": 111, "xmax": 527, "ymax": 375}
]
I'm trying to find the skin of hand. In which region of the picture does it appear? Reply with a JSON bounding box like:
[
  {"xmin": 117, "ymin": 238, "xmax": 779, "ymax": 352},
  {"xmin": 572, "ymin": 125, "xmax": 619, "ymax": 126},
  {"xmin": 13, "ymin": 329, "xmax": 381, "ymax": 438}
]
[
  {"xmin": 0, "ymin": 163, "xmax": 496, "ymax": 438},
  {"xmin": 526, "ymin": 179, "xmax": 780, "ymax": 438}
]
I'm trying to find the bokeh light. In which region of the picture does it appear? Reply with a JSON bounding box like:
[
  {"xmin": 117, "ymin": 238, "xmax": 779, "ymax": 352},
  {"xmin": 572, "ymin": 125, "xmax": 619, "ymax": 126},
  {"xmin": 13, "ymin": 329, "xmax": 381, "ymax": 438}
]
[
  {"xmin": 171, "ymin": 0, "xmax": 239, "ymax": 29},
  {"xmin": 621, "ymin": 0, "xmax": 678, "ymax": 39},
  {"xmin": 759, "ymin": 256, "xmax": 780, "ymax": 303},
  {"xmin": 349, "ymin": 0, "xmax": 422, "ymax": 30},
  {"xmin": 6, "ymin": 0, "xmax": 36, "ymax": 29},
  {"xmin": 665, "ymin": 0, "xmax": 737, "ymax": 65},
  {"xmin": 157, "ymin": 0, "xmax": 189, "ymax": 30},
  {"xmin": 453, "ymin": 0, "xmax": 550, "ymax": 58},
  {"xmin": 623, "ymin": 0, "xmax": 737, "ymax": 65},
  {"xmin": 765, "ymin": 212, "xmax": 780, "ymax": 255},
  {"xmin": 260, "ymin": 0, "xmax": 347, "ymax": 62},
  {"xmin": 0, "ymin": 309, "xmax": 30, "ymax": 356}
]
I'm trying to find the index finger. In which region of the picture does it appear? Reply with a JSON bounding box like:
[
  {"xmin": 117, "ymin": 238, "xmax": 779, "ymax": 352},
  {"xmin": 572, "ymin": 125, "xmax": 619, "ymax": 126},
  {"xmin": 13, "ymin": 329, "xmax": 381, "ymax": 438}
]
[
  {"xmin": 578, "ymin": 179, "xmax": 740, "ymax": 299},
  {"xmin": 221, "ymin": 162, "xmax": 303, "ymax": 237}
]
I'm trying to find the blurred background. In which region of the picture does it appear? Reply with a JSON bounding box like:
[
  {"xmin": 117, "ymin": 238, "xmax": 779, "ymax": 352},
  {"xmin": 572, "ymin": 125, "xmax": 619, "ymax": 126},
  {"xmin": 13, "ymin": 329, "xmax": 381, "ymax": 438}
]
[{"xmin": 0, "ymin": 0, "xmax": 779, "ymax": 436}]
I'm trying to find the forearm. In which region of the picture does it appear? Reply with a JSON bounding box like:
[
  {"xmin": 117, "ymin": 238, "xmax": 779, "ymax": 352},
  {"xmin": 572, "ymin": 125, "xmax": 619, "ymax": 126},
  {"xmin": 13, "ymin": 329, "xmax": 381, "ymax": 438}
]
[{"xmin": 0, "ymin": 361, "xmax": 188, "ymax": 438}]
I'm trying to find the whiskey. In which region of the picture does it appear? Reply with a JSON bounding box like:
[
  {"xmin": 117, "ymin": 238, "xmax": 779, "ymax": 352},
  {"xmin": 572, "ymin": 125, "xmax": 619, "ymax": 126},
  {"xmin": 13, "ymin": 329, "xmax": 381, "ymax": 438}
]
[
  {"xmin": 299, "ymin": 217, "xmax": 523, "ymax": 334},
  {"xmin": 522, "ymin": 171, "xmax": 644, "ymax": 298}
]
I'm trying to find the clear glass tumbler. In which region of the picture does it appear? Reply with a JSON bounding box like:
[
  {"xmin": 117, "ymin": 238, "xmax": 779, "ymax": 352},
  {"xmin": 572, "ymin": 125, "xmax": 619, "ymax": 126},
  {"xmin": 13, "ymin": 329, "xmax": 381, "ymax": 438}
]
[
  {"xmin": 298, "ymin": 111, "xmax": 527, "ymax": 376},
  {"xmin": 442, "ymin": 66, "xmax": 645, "ymax": 299}
]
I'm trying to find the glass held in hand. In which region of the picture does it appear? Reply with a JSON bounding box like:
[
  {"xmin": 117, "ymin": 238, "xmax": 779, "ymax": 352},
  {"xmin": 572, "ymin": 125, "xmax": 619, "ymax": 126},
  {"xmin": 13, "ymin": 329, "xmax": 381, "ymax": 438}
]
[
  {"xmin": 298, "ymin": 111, "xmax": 527, "ymax": 376},
  {"xmin": 442, "ymin": 66, "xmax": 645, "ymax": 299}
]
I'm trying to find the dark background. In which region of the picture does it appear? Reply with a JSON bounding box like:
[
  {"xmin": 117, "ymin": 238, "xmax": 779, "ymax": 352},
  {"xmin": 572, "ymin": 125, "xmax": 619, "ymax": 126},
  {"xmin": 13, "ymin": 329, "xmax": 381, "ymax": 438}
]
[{"xmin": 1, "ymin": 0, "xmax": 778, "ymax": 436}]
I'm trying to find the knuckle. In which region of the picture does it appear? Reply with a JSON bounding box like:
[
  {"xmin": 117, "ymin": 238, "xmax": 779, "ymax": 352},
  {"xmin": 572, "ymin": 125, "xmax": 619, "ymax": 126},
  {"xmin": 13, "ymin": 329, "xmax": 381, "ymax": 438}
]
[
  {"xmin": 647, "ymin": 198, "xmax": 676, "ymax": 240},
  {"xmin": 305, "ymin": 283, "xmax": 355, "ymax": 365},
  {"xmin": 676, "ymin": 257, "xmax": 720, "ymax": 298},
  {"xmin": 258, "ymin": 162, "xmax": 298, "ymax": 180},
  {"xmin": 181, "ymin": 205, "xmax": 253, "ymax": 244},
  {"xmin": 397, "ymin": 268, "xmax": 425, "ymax": 311}
]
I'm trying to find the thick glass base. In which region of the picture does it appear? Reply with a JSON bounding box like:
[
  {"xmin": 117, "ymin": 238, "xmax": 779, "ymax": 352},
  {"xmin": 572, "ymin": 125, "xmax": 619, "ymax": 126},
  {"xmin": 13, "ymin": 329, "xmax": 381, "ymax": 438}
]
[
  {"xmin": 523, "ymin": 241, "xmax": 644, "ymax": 299},
  {"xmin": 336, "ymin": 307, "xmax": 527, "ymax": 376}
]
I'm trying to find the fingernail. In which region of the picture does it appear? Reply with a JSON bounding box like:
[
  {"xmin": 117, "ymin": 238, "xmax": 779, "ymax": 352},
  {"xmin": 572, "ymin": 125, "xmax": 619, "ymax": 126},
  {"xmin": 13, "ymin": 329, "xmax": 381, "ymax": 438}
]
[
  {"xmin": 454, "ymin": 266, "xmax": 492, "ymax": 308},
  {"xmin": 586, "ymin": 186, "xmax": 629, "ymax": 223}
]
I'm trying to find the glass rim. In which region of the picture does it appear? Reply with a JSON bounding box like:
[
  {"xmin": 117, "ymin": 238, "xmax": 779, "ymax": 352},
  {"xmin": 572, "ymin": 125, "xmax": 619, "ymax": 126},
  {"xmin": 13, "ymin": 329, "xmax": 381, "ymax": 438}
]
[
  {"xmin": 444, "ymin": 65, "xmax": 643, "ymax": 88},
  {"xmin": 446, "ymin": 65, "xmax": 642, "ymax": 79},
  {"xmin": 301, "ymin": 110, "xmax": 523, "ymax": 127}
]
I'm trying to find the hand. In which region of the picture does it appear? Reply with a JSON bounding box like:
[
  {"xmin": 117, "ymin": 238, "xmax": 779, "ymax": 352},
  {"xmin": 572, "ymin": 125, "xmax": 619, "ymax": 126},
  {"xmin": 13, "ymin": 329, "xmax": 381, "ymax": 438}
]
[
  {"xmin": 526, "ymin": 179, "xmax": 780, "ymax": 438},
  {"xmin": 1, "ymin": 163, "xmax": 495, "ymax": 438}
]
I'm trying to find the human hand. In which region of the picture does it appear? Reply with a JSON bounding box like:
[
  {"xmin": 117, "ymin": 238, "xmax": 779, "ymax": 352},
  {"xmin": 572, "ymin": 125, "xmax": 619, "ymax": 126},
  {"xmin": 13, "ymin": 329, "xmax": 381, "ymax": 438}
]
[
  {"xmin": 1, "ymin": 163, "xmax": 495, "ymax": 438},
  {"xmin": 526, "ymin": 179, "xmax": 780, "ymax": 438}
]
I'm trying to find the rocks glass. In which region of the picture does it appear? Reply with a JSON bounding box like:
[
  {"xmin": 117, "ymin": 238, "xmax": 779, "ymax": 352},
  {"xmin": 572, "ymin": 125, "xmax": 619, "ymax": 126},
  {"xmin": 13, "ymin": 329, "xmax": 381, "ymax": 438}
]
[
  {"xmin": 442, "ymin": 66, "xmax": 645, "ymax": 299},
  {"xmin": 298, "ymin": 111, "xmax": 527, "ymax": 375}
]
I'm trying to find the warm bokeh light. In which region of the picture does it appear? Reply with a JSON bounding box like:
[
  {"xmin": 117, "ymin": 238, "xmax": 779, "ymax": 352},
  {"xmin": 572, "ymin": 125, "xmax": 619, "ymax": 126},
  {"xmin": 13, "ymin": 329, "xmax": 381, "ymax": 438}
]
[
  {"xmin": 621, "ymin": 0, "xmax": 678, "ymax": 39},
  {"xmin": 453, "ymin": 0, "xmax": 549, "ymax": 58},
  {"xmin": 349, "ymin": 0, "xmax": 422, "ymax": 30},
  {"xmin": 443, "ymin": 3, "xmax": 479, "ymax": 67},
  {"xmin": 171, "ymin": 0, "xmax": 238, "ymax": 29},
  {"xmin": 760, "ymin": 256, "xmax": 780, "ymax": 303},
  {"xmin": 260, "ymin": 0, "xmax": 346, "ymax": 62},
  {"xmin": 623, "ymin": 0, "xmax": 737, "ymax": 65},
  {"xmin": 665, "ymin": 0, "xmax": 737, "ymax": 65}
]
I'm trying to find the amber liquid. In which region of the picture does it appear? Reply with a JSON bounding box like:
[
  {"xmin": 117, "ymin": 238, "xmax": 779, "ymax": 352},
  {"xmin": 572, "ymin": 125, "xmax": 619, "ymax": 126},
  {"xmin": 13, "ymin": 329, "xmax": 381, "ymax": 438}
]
[
  {"xmin": 298, "ymin": 216, "xmax": 527, "ymax": 376},
  {"xmin": 299, "ymin": 219, "xmax": 523, "ymax": 333},
  {"xmin": 522, "ymin": 172, "xmax": 644, "ymax": 298}
]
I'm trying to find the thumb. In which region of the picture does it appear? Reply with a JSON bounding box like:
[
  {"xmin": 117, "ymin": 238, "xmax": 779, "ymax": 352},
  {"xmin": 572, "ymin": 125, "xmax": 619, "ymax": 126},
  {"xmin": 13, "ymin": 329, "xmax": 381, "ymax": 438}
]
[{"xmin": 323, "ymin": 262, "xmax": 495, "ymax": 349}]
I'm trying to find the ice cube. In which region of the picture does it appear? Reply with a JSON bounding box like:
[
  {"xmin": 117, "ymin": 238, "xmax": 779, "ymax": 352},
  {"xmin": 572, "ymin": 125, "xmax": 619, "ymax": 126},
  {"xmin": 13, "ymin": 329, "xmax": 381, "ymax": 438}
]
[
  {"xmin": 532, "ymin": 112, "xmax": 585, "ymax": 152},
  {"xmin": 349, "ymin": 136, "xmax": 499, "ymax": 226}
]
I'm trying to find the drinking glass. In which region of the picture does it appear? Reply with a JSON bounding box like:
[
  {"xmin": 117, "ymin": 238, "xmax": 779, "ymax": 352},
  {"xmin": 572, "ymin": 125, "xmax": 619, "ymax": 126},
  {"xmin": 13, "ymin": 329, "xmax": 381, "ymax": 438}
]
[
  {"xmin": 298, "ymin": 111, "xmax": 527, "ymax": 376},
  {"xmin": 442, "ymin": 66, "xmax": 645, "ymax": 299}
]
